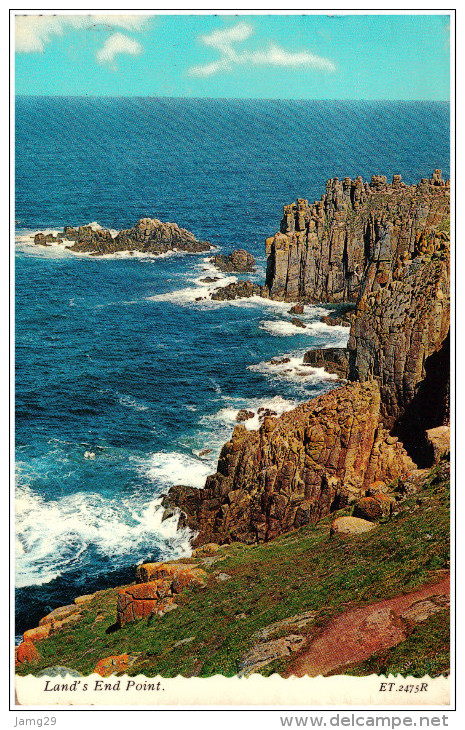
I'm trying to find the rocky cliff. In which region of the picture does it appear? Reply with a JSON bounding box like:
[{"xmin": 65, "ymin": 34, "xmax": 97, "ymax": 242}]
[
  {"xmin": 348, "ymin": 251, "xmax": 450, "ymax": 464},
  {"xmin": 165, "ymin": 381, "xmax": 416, "ymax": 546},
  {"xmin": 264, "ymin": 170, "xmax": 449, "ymax": 303},
  {"xmin": 34, "ymin": 218, "xmax": 211, "ymax": 255},
  {"xmin": 169, "ymin": 170, "xmax": 450, "ymax": 543}
]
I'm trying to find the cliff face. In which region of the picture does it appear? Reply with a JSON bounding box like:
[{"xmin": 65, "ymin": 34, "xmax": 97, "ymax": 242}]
[
  {"xmin": 169, "ymin": 170, "xmax": 450, "ymax": 544},
  {"xmin": 167, "ymin": 381, "xmax": 415, "ymax": 546},
  {"xmin": 348, "ymin": 252, "xmax": 450, "ymax": 464},
  {"xmin": 265, "ymin": 171, "xmax": 449, "ymax": 303}
]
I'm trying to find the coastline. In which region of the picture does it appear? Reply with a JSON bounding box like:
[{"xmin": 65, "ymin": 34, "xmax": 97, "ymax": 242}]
[{"xmin": 15, "ymin": 169, "xmax": 450, "ymax": 678}]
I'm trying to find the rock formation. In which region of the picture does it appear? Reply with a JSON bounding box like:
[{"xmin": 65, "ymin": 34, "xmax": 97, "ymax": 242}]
[
  {"xmin": 33, "ymin": 232, "xmax": 63, "ymax": 246},
  {"xmin": 34, "ymin": 218, "xmax": 211, "ymax": 256},
  {"xmin": 168, "ymin": 170, "xmax": 450, "ymax": 542},
  {"xmin": 210, "ymin": 249, "xmax": 255, "ymax": 272},
  {"xmin": 303, "ymin": 347, "xmax": 350, "ymax": 379},
  {"xmin": 210, "ymin": 280, "xmax": 269, "ymax": 300},
  {"xmin": 165, "ymin": 381, "xmax": 415, "ymax": 546},
  {"xmin": 348, "ymin": 238, "xmax": 450, "ymax": 464},
  {"xmin": 265, "ymin": 171, "xmax": 449, "ymax": 303}
]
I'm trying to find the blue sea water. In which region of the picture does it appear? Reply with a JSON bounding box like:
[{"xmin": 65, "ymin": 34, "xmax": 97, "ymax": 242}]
[{"xmin": 15, "ymin": 97, "xmax": 450, "ymax": 637}]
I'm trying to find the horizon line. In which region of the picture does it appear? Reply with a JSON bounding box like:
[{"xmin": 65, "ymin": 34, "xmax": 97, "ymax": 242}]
[{"xmin": 15, "ymin": 95, "xmax": 450, "ymax": 103}]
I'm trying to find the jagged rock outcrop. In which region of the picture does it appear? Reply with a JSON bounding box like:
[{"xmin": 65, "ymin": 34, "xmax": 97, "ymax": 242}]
[
  {"xmin": 116, "ymin": 562, "xmax": 207, "ymax": 626},
  {"xmin": 167, "ymin": 170, "xmax": 450, "ymax": 542},
  {"xmin": 303, "ymin": 347, "xmax": 350, "ymax": 379},
  {"xmin": 319, "ymin": 304, "xmax": 354, "ymax": 327},
  {"xmin": 167, "ymin": 381, "xmax": 415, "ymax": 546},
  {"xmin": 34, "ymin": 218, "xmax": 211, "ymax": 255},
  {"xmin": 210, "ymin": 280, "xmax": 269, "ymax": 300},
  {"xmin": 34, "ymin": 232, "xmax": 63, "ymax": 246},
  {"xmin": 265, "ymin": 171, "xmax": 450, "ymax": 302},
  {"xmin": 211, "ymin": 249, "xmax": 255, "ymax": 272}
]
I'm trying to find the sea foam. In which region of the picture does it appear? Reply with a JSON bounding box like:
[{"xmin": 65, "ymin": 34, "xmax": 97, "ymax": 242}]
[
  {"xmin": 140, "ymin": 451, "xmax": 214, "ymax": 489},
  {"xmin": 248, "ymin": 354, "xmax": 339, "ymax": 384},
  {"xmin": 15, "ymin": 482, "xmax": 192, "ymax": 589}
]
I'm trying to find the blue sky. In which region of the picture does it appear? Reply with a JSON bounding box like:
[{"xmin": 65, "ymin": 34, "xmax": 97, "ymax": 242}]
[{"xmin": 15, "ymin": 14, "xmax": 451, "ymax": 100}]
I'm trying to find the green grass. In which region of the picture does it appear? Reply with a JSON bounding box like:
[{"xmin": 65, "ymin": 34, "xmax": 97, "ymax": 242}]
[{"xmin": 17, "ymin": 461, "xmax": 450, "ymax": 678}]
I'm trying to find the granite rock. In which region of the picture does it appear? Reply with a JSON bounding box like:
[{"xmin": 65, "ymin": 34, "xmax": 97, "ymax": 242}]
[
  {"xmin": 211, "ymin": 249, "xmax": 255, "ymax": 272},
  {"xmin": 169, "ymin": 381, "xmax": 415, "ymax": 545},
  {"xmin": 265, "ymin": 171, "xmax": 450, "ymax": 303},
  {"xmin": 51, "ymin": 218, "xmax": 211, "ymax": 255}
]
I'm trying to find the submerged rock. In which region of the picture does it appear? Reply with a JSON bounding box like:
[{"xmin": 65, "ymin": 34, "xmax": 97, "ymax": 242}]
[
  {"xmin": 94, "ymin": 654, "xmax": 138, "ymax": 677},
  {"xmin": 426, "ymin": 426, "xmax": 450, "ymax": 463},
  {"xmin": 238, "ymin": 634, "xmax": 307, "ymax": 677},
  {"xmin": 34, "ymin": 232, "xmax": 62, "ymax": 246},
  {"xmin": 117, "ymin": 562, "xmax": 207, "ymax": 626},
  {"xmin": 36, "ymin": 666, "xmax": 83, "ymax": 678}
]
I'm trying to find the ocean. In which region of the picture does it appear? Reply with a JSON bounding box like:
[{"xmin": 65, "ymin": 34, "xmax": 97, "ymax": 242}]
[{"xmin": 15, "ymin": 97, "xmax": 450, "ymax": 637}]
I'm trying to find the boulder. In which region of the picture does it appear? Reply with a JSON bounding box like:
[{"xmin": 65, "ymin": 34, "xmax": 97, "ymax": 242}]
[
  {"xmin": 210, "ymin": 280, "xmax": 267, "ymax": 301},
  {"xmin": 135, "ymin": 561, "xmax": 206, "ymax": 589},
  {"xmin": 36, "ymin": 666, "xmax": 83, "ymax": 678},
  {"xmin": 117, "ymin": 581, "xmax": 174, "ymax": 626},
  {"xmin": 331, "ymin": 516, "xmax": 377, "ymax": 535},
  {"xmin": 94, "ymin": 654, "xmax": 138, "ymax": 677},
  {"xmin": 16, "ymin": 641, "xmax": 41, "ymax": 665},
  {"xmin": 291, "ymin": 318, "xmax": 306, "ymax": 328},
  {"xmin": 289, "ymin": 304, "xmax": 304, "ymax": 315},
  {"xmin": 39, "ymin": 604, "xmax": 79, "ymax": 626},
  {"xmin": 23, "ymin": 625, "xmax": 51, "ymax": 643},
  {"xmin": 366, "ymin": 480, "xmax": 388, "ymax": 494},
  {"xmin": 352, "ymin": 497, "xmax": 384, "ymax": 522},
  {"xmin": 426, "ymin": 426, "xmax": 450, "ymax": 462}
]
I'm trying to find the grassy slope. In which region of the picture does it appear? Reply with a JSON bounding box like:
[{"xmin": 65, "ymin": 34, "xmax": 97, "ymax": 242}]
[{"xmin": 17, "ymin": 461, "xmax": 450, "ymax": 678}]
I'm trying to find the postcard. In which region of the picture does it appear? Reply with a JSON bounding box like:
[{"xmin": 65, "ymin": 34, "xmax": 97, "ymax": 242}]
[{"xmin": 12, "ymin": 9, "xmax": 453, "ymax": 712}]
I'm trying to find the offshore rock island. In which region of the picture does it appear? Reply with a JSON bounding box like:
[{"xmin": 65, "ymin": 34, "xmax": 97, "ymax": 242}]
[
  {"xmin": 34, "ymin": 217, "xmax": 211, "ymax": 256},
  {"xmin": 16, "ymin": 171, "xmax": 451, "ymax": 679}
]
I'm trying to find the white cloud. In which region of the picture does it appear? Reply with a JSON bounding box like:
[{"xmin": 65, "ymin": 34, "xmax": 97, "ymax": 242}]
[
  {"xmin": 250, "ymin": 45, "xmax": 336, "ymax": 72},
  {"xmin": 189, "ymin": 21, "xmax": 336, "ymax": 77},
  {"xmin": 96, "ymin": 33, "xmax": 142, "ymax": 65},
  {"xmin": 201, "ymin": 22, "xmax": 253, "ymax": 52},
  {"xmin": 15, "ymin": 14, "xmax": 148, "ymax": 53}
]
